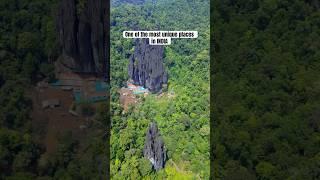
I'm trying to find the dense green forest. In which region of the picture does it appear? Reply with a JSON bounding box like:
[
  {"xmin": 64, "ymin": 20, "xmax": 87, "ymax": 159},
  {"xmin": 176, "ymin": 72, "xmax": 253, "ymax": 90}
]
[
  {"xmin": 212, "ymin": 0, "xmax": 320, "ymax": 179},
  {"xmin": 2, "ymin": 0, "xmax": 320, "ymax": 179},
  {"xmin": 0, "ymin": 0, "xmax": 108, "ymax": 179},
  {"xmin": 0, "ymin": 0, "xmax": 56, "ymax": 178},
  {"xmin": 110, "ymin": 0, "xmax": 210, "ymax": 179}
]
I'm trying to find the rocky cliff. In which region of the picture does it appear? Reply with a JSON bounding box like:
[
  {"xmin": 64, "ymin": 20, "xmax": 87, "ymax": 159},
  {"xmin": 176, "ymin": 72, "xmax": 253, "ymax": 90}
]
[
  {"xmin": 57, "ymin": 0, "xmax": 109, "ymax": 74},
  {"xmin": 143, "ymin": 122, "xmax": 166, "ymax": 171},
  {"xmin": 128, "ymin": 39, "xmax": 168, "ymax": 93}
]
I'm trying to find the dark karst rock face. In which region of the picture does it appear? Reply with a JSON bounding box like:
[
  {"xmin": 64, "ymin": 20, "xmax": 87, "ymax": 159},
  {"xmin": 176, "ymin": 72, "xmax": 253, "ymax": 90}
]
[
  {"xmin": 57, "ymin": 0, "xmax": 109, "ymax": 74},
  {"xmin": 143, "ymin": 122, "xmax": 166, "ymax": 171},
  {"xmin": 128, "ymin": 39, "xmax": 168, "ymax": 93}
]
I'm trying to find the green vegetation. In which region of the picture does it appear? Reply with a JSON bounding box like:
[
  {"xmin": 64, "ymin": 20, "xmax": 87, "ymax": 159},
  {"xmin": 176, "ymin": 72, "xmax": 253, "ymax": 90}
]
[
  {"xmin": 110, "ymin": 0, "xmax": 210, "ymax": 179},
  {"xmin": 0, "ymin": 0, "xmax": 56, "ymax": 178},
  {"xmin": 212, "ymin": 0, "xmax": 320, "ymax": 179},
  {"xmin": 0, "ymin": 0, "xmax": 109, "ymax": 179},
  {"xmin": 4, "ymin": 0, "xmax": 319, "ymax": 179}
]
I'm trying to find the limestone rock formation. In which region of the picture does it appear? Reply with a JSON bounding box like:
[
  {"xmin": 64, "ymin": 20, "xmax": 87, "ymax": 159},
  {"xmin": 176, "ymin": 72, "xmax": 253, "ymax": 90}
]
[
  {"xmin": 128, "ymin": 39, "xmax": 168, "ymax": 93},
  {"xmin": 57, "ymin": 0, "xmax": 109, "ymax": 74},
  {"xmin": 143, "ymin": 122, "xmax": 166, "ymax": 171}
]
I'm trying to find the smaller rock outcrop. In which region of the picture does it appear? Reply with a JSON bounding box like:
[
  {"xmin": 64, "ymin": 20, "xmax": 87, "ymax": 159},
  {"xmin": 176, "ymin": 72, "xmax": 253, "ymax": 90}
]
[
  {"xmin": 128, "ymin": 39, "xmax": 168, "ymax": 93},
  {"xmin": 143, "ymin": 122, "xmax": 166, "ymax": 171}
]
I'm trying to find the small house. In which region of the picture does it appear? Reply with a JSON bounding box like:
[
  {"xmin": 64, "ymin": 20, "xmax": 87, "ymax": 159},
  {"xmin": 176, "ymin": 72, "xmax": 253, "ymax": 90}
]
[{"xmin": 42, "ymin": 99, "xmax": 60, "ymax": 109}]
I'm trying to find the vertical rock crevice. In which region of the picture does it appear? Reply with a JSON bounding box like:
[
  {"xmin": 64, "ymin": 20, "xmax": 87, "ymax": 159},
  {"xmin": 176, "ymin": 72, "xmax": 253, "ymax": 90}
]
[{"xmin": 57, "ymin": 0, "xmax": 108, "ymax": 74}]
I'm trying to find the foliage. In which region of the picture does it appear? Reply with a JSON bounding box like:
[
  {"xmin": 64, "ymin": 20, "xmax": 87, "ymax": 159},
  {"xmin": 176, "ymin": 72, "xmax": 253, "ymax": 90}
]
[
  {"xmin": 0, "ymin": 0, "xmax": 58, "ymax": 178},
  {"xmin": 110, "ymin": 0, "xmax": 210, "ymax": 179},
  {"xmin": 0, "ymin": 0, "xmax": 108, "ymax": 179},
  {"xmin": 212, "ymin": 0, "xmax": 320, "ymax": 179}
]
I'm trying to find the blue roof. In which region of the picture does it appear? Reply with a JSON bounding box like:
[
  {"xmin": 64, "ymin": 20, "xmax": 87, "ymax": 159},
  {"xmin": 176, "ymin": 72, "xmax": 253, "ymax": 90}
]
[
  {"xmin": 74, "ymin": 91, "xmax": 82, "ymax": 102},
  {"xmin": 87, "ymin": 96, "xmax": 108, "ymax": 103},
  {"xmin": 50, "ymin": 80, "xmax": 61, "ymax": 86},
  {"xmin": 133, "ymin": 86, "xmax": 148, "ymax": 94},
  {"xmin": 95, "ymin": 81, "xmax": 108, "ymax": 92}
]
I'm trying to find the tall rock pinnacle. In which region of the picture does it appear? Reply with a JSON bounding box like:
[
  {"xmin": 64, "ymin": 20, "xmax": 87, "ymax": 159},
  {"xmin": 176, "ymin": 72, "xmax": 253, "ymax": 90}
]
[
  {"xmin": 143, "ymin": 122, "xmax": 167, "ymax": 171},
  {"xmin": 128, "ymin": 39, "xmax": 168, "ymax": 93}
]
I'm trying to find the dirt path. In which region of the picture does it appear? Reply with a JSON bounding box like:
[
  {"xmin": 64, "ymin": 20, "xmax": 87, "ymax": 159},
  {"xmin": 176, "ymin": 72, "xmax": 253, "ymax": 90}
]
[
  {"xmin": 169, "ymin": 159, "xmax": 182, "ymax": 172},
  {"xmin": 29, "ymin": 86, "xmax": 87, "ymax": 155}
]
